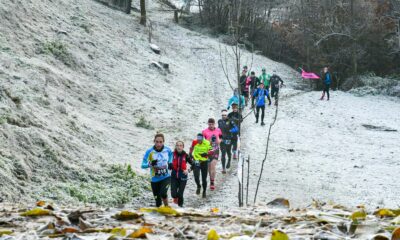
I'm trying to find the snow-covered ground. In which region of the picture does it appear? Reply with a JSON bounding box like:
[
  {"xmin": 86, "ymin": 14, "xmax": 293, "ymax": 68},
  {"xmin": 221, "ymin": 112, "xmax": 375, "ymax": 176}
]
[
  {"xmin": 207, "ymin": 91, "xmax": 400, "ymax": 210},
  {"xmin": 0, "ymin": 0, "xmax": 398, "ymax": 210}
]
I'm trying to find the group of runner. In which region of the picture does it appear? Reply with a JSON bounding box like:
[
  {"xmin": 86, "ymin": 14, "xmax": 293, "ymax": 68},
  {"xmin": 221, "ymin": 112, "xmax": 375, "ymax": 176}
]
[
  {"xmin": 141, "ymin": 66, "xmax": 284, "ymax": 208},
  {"xmin": 237, "ymin": 66, "xmax": 284, "ymax": 125}
]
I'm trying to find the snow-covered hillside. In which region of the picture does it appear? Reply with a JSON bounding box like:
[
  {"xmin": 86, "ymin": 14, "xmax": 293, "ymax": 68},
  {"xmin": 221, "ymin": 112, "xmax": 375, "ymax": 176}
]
[{"xmin": 0, "ymin": 0, "xmax": 295, "ymax": 204}]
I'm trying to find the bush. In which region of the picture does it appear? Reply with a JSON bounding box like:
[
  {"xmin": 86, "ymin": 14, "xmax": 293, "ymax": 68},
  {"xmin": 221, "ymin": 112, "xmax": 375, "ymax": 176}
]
[
  {"xmin": 40, "ymin": 40, "xmax": 75, "ymax": 67},
  {"xmin": 36, "ymin": 164, "xmax": 148, "ymax": 206},
  {"xmin": 135, "ymin": 116, "xmax": 154, "ymax": 130}
]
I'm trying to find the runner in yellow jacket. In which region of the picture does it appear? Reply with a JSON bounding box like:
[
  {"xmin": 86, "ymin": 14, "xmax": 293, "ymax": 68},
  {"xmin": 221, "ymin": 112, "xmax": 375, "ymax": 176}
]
[{"xmin": 189, "ymin": 133, "xmax": 212, "ymax": 198}]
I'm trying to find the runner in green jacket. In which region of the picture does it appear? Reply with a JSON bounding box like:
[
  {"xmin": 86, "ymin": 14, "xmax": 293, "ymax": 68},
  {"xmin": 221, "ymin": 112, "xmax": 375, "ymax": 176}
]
[{"xmin": 259, "ymin": 68, "xmax": 272, "ymax": 105}]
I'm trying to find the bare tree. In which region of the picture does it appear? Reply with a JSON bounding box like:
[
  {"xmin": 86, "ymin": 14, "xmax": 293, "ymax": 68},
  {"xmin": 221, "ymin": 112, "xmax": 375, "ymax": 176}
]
[{"xmin": 140, "ymin": 0, "xmax": 146, "ymax": 26}]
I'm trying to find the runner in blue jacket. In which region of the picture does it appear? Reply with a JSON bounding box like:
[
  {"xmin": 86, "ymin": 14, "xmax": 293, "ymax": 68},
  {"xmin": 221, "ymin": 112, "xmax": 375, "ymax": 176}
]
[
  {"xmin": 141, "ymin": 133, "xmax": 173, "ymax": 207},
  {"xmin": 253, "ymin": 83, "xmax": 269, "ymax": 126}
]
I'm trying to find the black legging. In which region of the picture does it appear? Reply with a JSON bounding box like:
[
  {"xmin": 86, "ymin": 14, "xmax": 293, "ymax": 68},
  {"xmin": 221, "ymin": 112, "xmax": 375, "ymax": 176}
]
[
  {"xmin": 193, "ymin": 161, "xmax": 208, "ymax": 192},
  {"xmin": 256, "ymin": 106, "xmax": 265, "ymax": 123},
  {"xmin": 271, "ymin": 88, "xmax": 279, "ymax": 100},
  {"xmin": 151, "ymin": 177, "xmax": 170, "ymax": 207},
  {"xmin": 220, "ymin": 140, "xmax": 232, "ymax": 169},
  {"xmin": 171, "ymin": 176, "xmax": 187, "ymax": 207},
  {"xmin": 323, "ymin": 84, "xmax": 330, "ymax": 99}
]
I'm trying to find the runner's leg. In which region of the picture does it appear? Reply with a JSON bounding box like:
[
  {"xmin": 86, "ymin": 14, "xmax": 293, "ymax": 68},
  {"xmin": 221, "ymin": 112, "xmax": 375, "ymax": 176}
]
[{"xmin": 178, "ymin": 180, "xmax": 187, "ymax": 207}]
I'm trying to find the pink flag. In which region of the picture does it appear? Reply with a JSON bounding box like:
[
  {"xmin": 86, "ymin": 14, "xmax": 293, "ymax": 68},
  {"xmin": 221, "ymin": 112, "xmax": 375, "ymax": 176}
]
[{"xmin": 301, "ymin": 69, "xmax": 320, "ymax": 79}]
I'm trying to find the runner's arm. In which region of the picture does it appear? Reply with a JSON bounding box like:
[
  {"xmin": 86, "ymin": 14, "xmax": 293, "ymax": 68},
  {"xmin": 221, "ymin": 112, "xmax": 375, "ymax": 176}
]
[{"xmin": 141, "ymin": 149, "xmax": 151, "ymax": 169}]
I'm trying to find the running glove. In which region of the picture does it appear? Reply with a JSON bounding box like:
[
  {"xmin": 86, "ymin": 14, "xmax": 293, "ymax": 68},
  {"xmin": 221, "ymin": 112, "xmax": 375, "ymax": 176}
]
[
  {"xmin": 200, "ymin": 153, "xmax": 208, "ymax": 158},
  {"xmin": 151, "ymin": 159, "xmax": 158, "ymax": 166},
  {"xmin": 168, "ymin": 163, "xmax": 173, "ymax": 170}
]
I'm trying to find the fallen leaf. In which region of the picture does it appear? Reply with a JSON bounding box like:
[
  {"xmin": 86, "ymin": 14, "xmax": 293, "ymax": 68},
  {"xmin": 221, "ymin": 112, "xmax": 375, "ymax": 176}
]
[
  {"xmin": 45, "ymin": 205, "xmax": 55, "ymax": 211},
  {"xmin": 68, "ymin": 210, "xmax": 94, "ymax": 224},
  {"xmin": 62, "ymin": 227, "xmax": 80, "ymax": 233},
  {"xmin": 140, "ymin": 206, "xmax": 180, "ymax": 216},
  {"xmin": 79, "ymin": 217, "xmax": 94, "ymax": 230},
  {"xmin": 110, "ymin": 227, "xmax": 127, "ymax": 237},
  {"xmin": 157, "ymin": 206, "xmax": 180, "ymax": 216},
  {"xmin": 391, "ymin": 209, "xmax": 400, "ymax": 216},
  {"xmin": 38, "ymin": 221, "xmax": 56, "ymax": 232},
  {"xmin": 267, "ymin": 198, "xmax": 290, "ymax": 208},
  {"xmin": 0, "ymin": 229, "xmax": 13, "ymax": 237},
  {"xmin": 372, "ymin": 234, "xmax": 390, "ymax": 240},
  {"xmin": 207, "ymin": 229, "xmax": 220, "ymax": 240},
  {"xmin": 55, "ymin": 214, "xmax": 72, "ymax": 226},
  {"xmin": 392, "ymin": 227, "xmax": 400, "ymax": 240},
  {"xmin": 271, "ymin": 229, "xmax": 289, "ymax": 240},
  {"xmin": 374, "ymin": 209, "xmax": 396, "ymax": 218},
  {"xmin": 350, "ymin": 210, "xmax": 366, "ymax": 221},
  {"xmin": 113, "ymin": 210, "xmax": 142, "ymax": 220},
  {"xmin": 391, "ymin": 216, "xmax": 400, "ymax": 225},
  {"xmin": 20, "ymin": 208, "xmax": 51, "ymax": 217},
  {"xmin": 210, "ymin": 208, "xmax": 219, "ymax": 213},
  {"xmin": 36, "ymin": 201, "xmax": 46, "ymax": 207},
  {"xmin": 127, "ymin": 227, "xmax": 153, "ymax": 238}
]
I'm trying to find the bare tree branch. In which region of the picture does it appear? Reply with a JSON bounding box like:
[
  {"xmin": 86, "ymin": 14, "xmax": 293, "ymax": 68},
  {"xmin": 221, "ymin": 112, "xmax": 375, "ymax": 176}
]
[{"xmin": 315, "ymin": 32, "xmax": 355, "ymax": 46}]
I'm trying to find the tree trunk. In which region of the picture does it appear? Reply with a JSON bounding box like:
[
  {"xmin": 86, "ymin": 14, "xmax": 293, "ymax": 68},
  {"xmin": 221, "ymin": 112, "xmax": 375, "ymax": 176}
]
[
  {"xmin": 198, "ymin": 0, "xmax": 203, "ymax": 24},
  {"xmin": 140, "ymin": 0, "xmax": 146, "ymax": 26},
  {"xmin": 350, "ymin": 0, "xmax": 357, "ymax": 78}
]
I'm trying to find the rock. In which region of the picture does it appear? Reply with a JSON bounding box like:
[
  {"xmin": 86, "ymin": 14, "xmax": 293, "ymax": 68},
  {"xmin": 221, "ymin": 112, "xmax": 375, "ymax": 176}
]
[
  {"xmin": 149, "ymin": 43, "xmax": 161, "ymax": 54},
  {"xmin": 150, "ymin": 61, "xmax": 170, "ymax": 73}
]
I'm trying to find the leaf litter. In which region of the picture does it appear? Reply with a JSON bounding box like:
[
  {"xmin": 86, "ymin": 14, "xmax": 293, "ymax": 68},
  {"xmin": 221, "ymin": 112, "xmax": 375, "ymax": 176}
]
[{"xmin": 0, "ymin": 199, "xmax": 399, "ymax": 239}]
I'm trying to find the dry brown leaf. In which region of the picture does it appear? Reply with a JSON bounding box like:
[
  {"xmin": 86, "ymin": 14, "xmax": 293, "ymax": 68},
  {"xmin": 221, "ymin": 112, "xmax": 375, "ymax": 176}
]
[
  {"xmin": 267, "ymin": 198, "xmax": 290, "ymax": 208},
  {"xmin": 79, "ymin": 217, "xmax": 94, "ymax": 230},
  {"xmin": 127, "ymin": 227, "xmax": 153, "ymax": 238},
  {"xmin": 392, "ymin": 227, "xmax": 400, "ymax": 240},
  {"xmin": 36, "ymin": 201, "xmax": 46, "ymax": 207},
  {"xmin": 61, "ymin": 226, "xmax": 80, "ymax": 233}
]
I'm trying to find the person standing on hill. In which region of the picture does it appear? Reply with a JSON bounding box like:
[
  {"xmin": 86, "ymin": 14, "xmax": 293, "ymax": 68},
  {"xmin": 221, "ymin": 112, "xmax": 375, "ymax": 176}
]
[
  {"xmin": 227, "ymin": 88, "xmax": 245, "ymax": 110},
  {"xmin": 320, "ymin": 67, "xmax": 332, "ymax": 101},
  {"xmin": 141, "ymin": 133, "xmax": 173, "ymax": 207},
  {"xmin": 228, "ymin": 103, "xmax": 242, "ymax": 161},
  {"xmin": 170, "ymin": 141, "xmax": 191, "ymax": 207},
  {"xmin": 259, "ymin": 68, "xmax": 272, "ymax": 106},
  {"xmin": 270, "ymin": 71, "xmax": 284, "ymax": 106},
  {"xmin": 253, "ymin": 83, "xmax": 269, "ymax": 126},
  {"xmin": 202, "ymin": 118, "xmax": 222, "ymax": 191},
  {"xmin": 218, "ymin": 110, "xmax": 238, "ymax": 173},
  {"xmin": 189, "ymin": 133, "xmax": 212, "ymax": 198}
]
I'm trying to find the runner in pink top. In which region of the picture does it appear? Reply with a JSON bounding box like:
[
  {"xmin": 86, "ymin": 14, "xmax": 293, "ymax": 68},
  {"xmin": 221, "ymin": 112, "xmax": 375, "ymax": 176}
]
[
  {"xmin": 202, "ymin": 118, "xmax": 222, "ymax": 143},
  {"xmin": 202, "ymin": 118, "xmax": 222, "ymax": 191}
]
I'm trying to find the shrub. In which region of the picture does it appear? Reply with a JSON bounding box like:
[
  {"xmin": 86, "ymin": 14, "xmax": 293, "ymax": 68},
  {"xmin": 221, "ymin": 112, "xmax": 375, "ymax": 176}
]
[
  {"xmin": 40, "ymin": 40, "xmax": 75, "ymax": 67},
  {"xmin": 135, "ymin": 116, "xmax": 154, "ymax": 130}
]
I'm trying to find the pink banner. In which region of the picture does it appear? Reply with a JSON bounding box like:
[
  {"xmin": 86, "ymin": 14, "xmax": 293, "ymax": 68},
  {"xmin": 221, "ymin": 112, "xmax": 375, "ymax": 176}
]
[{"xmin": 301, "ymin": 69, "xmax": 320, "ymax": 79}]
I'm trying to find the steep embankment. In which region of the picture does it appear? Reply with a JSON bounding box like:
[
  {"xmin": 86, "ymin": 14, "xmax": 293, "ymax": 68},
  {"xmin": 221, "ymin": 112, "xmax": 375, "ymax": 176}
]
[{"xmin": 0, "ymin": 0, "xmax": 296, "ymax": 204}]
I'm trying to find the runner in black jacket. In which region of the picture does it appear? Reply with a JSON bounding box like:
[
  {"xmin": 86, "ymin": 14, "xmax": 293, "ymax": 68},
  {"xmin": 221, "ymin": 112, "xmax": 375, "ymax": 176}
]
[
  {"xmin": 227, "ymin": 103, "xmax": 242, "ymax": 162},
  {"xmin": 218, "ymin": 110, "xmax": 238, "ymax": 173},
  {"xmin": 270, "ymin": 72, "xmax": 284, "ymax": 106}
]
